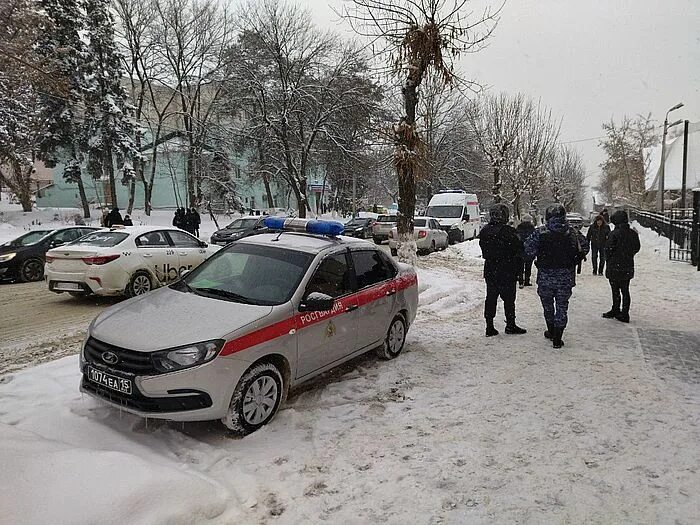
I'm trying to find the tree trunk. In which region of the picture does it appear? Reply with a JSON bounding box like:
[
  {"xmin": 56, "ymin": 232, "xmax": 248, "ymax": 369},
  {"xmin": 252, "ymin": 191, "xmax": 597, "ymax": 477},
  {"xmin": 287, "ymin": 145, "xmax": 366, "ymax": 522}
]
[
  {"xmin": 263, "ymin": 174, "xmax": 275, "ymax": 209},
  {"xmin": 76, "ymin": 176, "xmax": 91, "ymax": 218},
  {"xmin": 142, "ymin": 180, "xmax": 152, "ymax": 215},
  {"xmin": 105, "ymin": 145, "xmax": 117, "ymax": 208},
  {"xmin": 493, "ymin": 166, "xmax": 502, "ymax": 203},
  {"xmin": 186, "ymin": 150, "xmax": 196, "ymax": 208},
  {"xmin": 127, "ymin": 177, "xmax": 136, "ymax": 215}
]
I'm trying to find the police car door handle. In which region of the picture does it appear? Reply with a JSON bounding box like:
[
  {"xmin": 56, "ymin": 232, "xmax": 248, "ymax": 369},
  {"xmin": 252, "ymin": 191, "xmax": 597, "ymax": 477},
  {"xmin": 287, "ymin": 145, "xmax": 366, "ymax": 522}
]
[
  {"xmin": 142, "ymin": 253, "xmax": 153, "ymax": 258},
  {"xmin": 345, "ymin": 304, "xmax": 358, "ymax": 312},
  {"xmin": 178, "ymin": 252, "xmax": 187, "ymax": 256}
]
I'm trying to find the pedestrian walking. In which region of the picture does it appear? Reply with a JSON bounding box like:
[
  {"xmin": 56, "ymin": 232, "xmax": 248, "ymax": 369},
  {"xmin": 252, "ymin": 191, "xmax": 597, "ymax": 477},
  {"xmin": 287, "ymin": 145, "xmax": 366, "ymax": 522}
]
[
  {"xmin": 515, "ymin": 214, "xmax": 536, "ymax": 288},
  {"xmin": 586, "ymin": 214, "xmax": 610, "ymax": 275},
  {"xmin": 479, "ymin": 203, "xmax": 527, "ymax": 337},
  {"xmin": 525, "ymin": 204, "xmax": 585, "ymax": 349},
  {"xmin": 184, "ymin": 208, "xmax": 196, "ymax": 234},
  {"xmin": 602, "ymin": 210, "xmax": 641, "ymax": 323},
  {"xmin": 190, "ymin": 207, "xmax": 201, "ymax": 237}
]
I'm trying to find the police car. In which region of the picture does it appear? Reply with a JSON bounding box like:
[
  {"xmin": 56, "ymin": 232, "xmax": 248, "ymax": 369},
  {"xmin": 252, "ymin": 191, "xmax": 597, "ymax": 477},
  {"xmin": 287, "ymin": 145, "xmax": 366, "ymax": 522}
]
[
  {"xmin": 45, "ymin": 226, "xmax": 220, "ymax": 297},
  {"xmin": 79, "ymin": 218, "xmax": 419, "ymax": 434}
]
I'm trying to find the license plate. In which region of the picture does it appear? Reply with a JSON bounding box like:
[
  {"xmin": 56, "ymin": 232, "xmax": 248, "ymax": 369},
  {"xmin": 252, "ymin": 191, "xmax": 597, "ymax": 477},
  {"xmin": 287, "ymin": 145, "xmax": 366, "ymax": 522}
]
[
  {"xmin": 56, "ymin": 282, "xmax": 81, "ymax": 291},
  {"xmin": 87, "ymin": 367, "xmax": 132, "ymax": 395}
]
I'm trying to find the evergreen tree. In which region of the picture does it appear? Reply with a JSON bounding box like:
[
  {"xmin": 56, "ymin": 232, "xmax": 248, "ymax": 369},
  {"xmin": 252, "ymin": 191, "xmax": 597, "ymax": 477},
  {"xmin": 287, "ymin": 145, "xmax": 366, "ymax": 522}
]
[
  {"xmin": 36, "ymin": 0, "xmax": 91, "ymax": 217},
  {"xmin": 81, "ymin": 0, "xmax": 137, "ymax": 209}
]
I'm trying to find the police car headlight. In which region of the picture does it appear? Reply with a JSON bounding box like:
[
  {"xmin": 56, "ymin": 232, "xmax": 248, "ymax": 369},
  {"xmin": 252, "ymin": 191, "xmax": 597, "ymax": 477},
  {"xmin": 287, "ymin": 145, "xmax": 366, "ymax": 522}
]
[{"xmin": 152, "ymin": 340, "xmax": 224, "ymax": 372}]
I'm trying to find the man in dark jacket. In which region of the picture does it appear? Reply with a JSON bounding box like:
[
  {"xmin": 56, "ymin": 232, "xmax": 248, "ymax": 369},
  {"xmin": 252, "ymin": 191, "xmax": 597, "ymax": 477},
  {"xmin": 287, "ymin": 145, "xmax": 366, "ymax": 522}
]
[
  {"xmin": 104, "ymin": 207, "xmax": 124, "ymax": 227},
  {"xmin": 479, "ymin": 203, "xmax": 527, "ymax": 337},
  {"xmin": 603, "ymin": 210, "xmax": 641, "ymax": 323},
  {"xmin": 586, "ymin": 214, "xmax": 610, "ymax": 275},
  {"xmin": 515, "ymin": 214, "xmax": 536, "ymax": 288},
  {"xmin": 190, "ymin": 207, "xmax": 201, "ymax": 237},
  {"xmin": 525, "ymin": 204, "xmax": 584, "ymax": 349}
]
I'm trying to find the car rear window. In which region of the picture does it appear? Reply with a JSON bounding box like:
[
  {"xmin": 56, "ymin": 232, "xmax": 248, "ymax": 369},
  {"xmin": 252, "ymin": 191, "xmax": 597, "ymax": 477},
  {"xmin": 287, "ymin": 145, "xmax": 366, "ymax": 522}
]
[
  {"xmin": 70, "ymin": 232, "xmax": 129, "ymax": 247},
  {"xmin": 377, "ymin": 215, "xmax": 397, "ymax": 223},
  {"xmin": 413, "ymin": 218, "xmax": 427, "ymax": 227}
]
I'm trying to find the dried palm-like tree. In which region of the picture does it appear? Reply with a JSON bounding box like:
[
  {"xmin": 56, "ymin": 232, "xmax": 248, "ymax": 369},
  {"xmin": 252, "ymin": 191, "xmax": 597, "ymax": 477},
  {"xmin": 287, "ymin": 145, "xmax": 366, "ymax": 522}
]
[{"xmin": 342, "ymin": 0, "xmax": 500, "ymax": 262}]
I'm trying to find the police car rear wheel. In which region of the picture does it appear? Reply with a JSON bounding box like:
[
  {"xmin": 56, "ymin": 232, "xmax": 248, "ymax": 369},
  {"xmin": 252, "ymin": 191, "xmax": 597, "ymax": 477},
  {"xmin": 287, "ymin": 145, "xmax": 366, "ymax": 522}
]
[
  {"xmin": 128, "ymin": 271, "xmax": 152, "ymax": 297},
  {"xmin": 222, "ymin": 362, "xmax": 283, "ymax": 435},
  {"xmin": 376, "ymin": 315, "xmax": 406, "ymax": 360}
]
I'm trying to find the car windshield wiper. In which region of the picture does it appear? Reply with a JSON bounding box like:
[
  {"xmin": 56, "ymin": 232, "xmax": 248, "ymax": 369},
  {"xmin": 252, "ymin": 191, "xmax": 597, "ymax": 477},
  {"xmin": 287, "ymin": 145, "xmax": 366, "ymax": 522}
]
[{"xmin": 192, "ymin": 287, "xmax": 254, "ymax": 304}]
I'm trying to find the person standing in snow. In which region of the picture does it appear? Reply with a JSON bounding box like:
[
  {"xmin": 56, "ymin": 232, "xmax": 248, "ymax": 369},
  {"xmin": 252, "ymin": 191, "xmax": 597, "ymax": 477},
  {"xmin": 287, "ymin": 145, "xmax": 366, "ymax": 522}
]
[
  {"xmin": 478, "ymin": 203, "xmax": 527, "ymax": 337},
  {"xmin": 525, "ymin": 204, "xmax": 583, "ymax": 348},
  {"xmin": 515, "ymin": 214, "xmax": 536, "ymax": 288},
  {"xmin": 190, "ymin": 207, "xmax": 201, "ymax": 237},
  {"xmin": 123, "ymin": 214, "xmax": 133, "ymax": 226},
  {"xmin": 586, "ymin": 214, "xmax": 610, "ymax": 275},
  {"xmin": 602, "ymin": 210, "xmax": 641, "ymax": 323},
  {"xmin": 105, "ymin": 207, "xmax": 123, "ymax": 227},
  {"xmin": 172, "ymin": 208, "xmax": 184, "ymax": 230}
]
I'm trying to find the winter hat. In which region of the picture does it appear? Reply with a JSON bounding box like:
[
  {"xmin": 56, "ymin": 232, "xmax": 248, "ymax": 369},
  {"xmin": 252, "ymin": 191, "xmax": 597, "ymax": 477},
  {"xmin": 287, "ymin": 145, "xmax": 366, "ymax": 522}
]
[
  {"xmin": 545, "ymin": 204, "xmax": 566, "ymax": 220},
  {"xmin": 610, "ymin": 210, "xmax": 629, "ymax": 225},
  {"xmin": 489, "ymin": 203, "xmax": 510, "ymax": 225},
  {"xmin": 521, "ymin": 214, "xmax": 533, "ymax": 223}
]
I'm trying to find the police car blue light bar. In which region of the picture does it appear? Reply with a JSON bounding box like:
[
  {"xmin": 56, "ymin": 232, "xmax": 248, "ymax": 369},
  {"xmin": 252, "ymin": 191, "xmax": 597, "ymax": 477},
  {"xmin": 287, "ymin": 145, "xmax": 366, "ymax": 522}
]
[{"xmin": 264, "ymin": 217, "xmax": 345, "ymax": 236}]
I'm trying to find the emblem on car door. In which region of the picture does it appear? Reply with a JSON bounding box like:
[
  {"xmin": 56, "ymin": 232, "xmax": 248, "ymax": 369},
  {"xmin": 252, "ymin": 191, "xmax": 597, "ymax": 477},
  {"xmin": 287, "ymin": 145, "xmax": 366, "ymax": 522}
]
[{"xmin": 101, "ymin": 351, "xmax": 119, "ymax": 365}]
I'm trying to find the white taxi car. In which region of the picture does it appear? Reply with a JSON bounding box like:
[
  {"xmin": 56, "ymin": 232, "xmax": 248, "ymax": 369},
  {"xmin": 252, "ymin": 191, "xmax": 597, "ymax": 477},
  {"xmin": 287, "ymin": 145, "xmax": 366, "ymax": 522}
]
[
  {"xmin": 388, "ymin": 217, "xmax": 449, "ymax": 256},
  {"xmin": 45, "ymin": 226, "xmax": 220, "ymax": 297},
  {"xmin": 79, "ymin": 219, "xmax": 418, "ymax": 434}
]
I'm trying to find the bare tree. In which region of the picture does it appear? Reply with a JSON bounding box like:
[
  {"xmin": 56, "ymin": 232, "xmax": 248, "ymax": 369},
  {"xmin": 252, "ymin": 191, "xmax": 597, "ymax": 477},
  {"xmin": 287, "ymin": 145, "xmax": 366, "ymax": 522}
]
[
  {"xmin": 546, "ymin": 145, "xmax": 586, "ymax": 212},
  {"xmin": 153, "ymin": 0, "xmax": 235, "ymax": 208},
  {"xmin": 229, "ymin": 0, "xmax": 379, "ymax": 218},
  {"xmin": 342, "ymin": 0, "xmax": 498, "ymax": 262}
]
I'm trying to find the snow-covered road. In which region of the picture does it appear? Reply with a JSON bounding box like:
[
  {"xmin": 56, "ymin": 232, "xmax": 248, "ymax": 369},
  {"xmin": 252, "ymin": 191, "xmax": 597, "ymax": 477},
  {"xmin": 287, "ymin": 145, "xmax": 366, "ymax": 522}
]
[{"xmin": 1, "ymin": 226, "xmax": 699, "ymax": 524}]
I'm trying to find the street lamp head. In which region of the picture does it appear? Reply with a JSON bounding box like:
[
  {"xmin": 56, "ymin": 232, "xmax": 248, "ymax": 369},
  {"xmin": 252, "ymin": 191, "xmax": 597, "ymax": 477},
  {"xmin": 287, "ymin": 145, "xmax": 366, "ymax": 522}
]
[
  {"xmin": 670, "ymin": 102, "xmax": 684, "ymax": 112},
  {"xmin": 669, "ymin": 119, "xmax": 684, "ymax": 128}
]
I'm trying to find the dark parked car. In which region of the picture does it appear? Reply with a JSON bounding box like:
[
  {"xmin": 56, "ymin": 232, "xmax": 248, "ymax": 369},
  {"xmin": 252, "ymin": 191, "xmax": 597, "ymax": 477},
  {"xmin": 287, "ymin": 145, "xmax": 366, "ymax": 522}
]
[
  {"xmin": 0, "ymin": 226, "xmax": 101, "ymax": 282},
  {"xmin": 210, "ymin": 216, "xmax": 268, "ymax": 246},
  {"xmin": 343, "ymin": 217, "xmax": 376, "ymax": 239}
]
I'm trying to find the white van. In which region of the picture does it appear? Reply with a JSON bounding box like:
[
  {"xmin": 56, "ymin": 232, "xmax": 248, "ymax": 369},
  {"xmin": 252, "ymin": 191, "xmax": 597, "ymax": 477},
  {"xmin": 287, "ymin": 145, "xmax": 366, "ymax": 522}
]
[{"xmin": 425, "ymin": 190, "xmax": 481, "ymax": 243}]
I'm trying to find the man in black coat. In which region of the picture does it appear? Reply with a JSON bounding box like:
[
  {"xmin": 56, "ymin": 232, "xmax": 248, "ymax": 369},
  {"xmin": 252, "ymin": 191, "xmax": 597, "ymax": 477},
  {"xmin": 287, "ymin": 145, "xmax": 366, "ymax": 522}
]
[
  {"xmin": 105, "ymin": 207, "xmax": 124, "ymax": 227},
  {"xmin": 190, "ymin": 207, "xmax": 201, "ymax": 237},
  {"xmin": 586, "ymin": 214, "xmax": 610, "ymax": 275},
  {"xmin": 479, "ymin": 203, "xmax": 527, "ymax": 337},
  {"xmin": 515, "ymin": 214, "xmax": 536, "ymax": 288},
  {"xmin": 603, "ymin": 210, "xmax": 641, "ymax": 323}
]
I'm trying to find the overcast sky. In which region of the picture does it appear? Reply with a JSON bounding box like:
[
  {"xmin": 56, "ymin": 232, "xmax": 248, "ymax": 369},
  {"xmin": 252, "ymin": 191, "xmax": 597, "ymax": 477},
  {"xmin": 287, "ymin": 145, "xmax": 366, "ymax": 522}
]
[{"xmin": 301, "ymin": 0, "xmax": 700, "ymax": 202}]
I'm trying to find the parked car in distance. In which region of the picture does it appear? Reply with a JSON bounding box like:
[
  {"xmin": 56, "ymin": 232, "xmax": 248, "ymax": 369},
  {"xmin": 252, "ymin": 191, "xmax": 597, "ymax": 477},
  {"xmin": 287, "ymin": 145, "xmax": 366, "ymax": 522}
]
[
  {"xmin": 210, "ymin": 216, "xmax": 268, "ymax": 246},
  {"xmin": 372, "ymin": 214, "xmax": 398, "ymax": 244},
  {"xmin": 388, "ymin": 217, "xmax": 449, "ymax": 256},
  {"xmin": 79, "ymin": 219, "xmax": 418, "ymax": 435},
  {"xmin": 425, "ymin": 190, "xmax": 481, "ymax": 243},
  {"xmin": 566, "ymin": 212, "xmax": 584, "ymax": 230},
  {"xmin": 343, "ymin": 217, "xmax": 376, "ymax": 239},
  {"xmin": 45, "ymin": 226, "xmax": 220, "ymax": 297},
  {"xmin": 0, "ymin": 226, "xmax": 101, "ymax": 283}
]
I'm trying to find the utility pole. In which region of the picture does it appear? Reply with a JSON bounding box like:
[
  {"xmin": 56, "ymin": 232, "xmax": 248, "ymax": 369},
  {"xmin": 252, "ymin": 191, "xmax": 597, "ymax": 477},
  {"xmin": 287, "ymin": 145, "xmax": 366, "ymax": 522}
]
[
  {"xmin": 681, "ymin": 120, "xmax": 689, "ymax": 209},
  {"xmin": 658, "ymin": 102, "xmax": 684, "ymax": 214}
]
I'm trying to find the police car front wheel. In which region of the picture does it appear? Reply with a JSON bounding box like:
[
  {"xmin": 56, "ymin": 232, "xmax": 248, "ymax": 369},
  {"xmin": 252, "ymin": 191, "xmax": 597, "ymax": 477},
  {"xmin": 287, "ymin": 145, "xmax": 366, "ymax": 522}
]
[
  {"xmin": 376, "ymin": 314, "xmax": 407, "ymax": 360},
  {"xmin": 222, "ymin": 362, "xmax": 284, "ymax": 435}
]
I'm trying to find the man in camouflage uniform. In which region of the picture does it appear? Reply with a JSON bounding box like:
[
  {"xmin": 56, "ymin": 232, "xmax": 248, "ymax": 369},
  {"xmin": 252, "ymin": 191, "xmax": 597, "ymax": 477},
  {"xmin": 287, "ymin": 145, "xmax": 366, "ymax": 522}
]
[{"xmin": 525, "ymin": 204, "xmax": 588, "ymax": 348}]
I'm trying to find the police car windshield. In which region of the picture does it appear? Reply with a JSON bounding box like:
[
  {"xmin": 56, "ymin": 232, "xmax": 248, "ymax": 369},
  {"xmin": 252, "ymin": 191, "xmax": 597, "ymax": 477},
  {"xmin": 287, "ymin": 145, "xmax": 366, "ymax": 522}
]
[
  {"xmin": 179, "ymin": 243, "xmax": 314, "ymax": 306},
  {"xmin": 69, "ymin": 232, "xmax": 128, "ymax": 247},
  {"xmin": 425, "ymin": 206, "xmax": 462, "ymax": 218}
]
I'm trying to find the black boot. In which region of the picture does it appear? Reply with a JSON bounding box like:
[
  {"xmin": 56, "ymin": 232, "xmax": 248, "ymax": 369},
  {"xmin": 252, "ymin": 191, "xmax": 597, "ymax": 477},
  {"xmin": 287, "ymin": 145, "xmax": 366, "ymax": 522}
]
[
  {"xmin": 602, "ymin": 310, "xmax": 618, "ymax": 319},
  {"xmin": 615, "ymin": 312, "xmax": 630, "ymax": 323},
  {"xmin": 505, "ymin": 322, "xmax": 527, "ymax": 335},
  {"xmin": 485, "ymin": 319, "xmax": 499, "ymax": 337},
  {"xmin": 552, "ymin": 327, "xmax": 564, "ymax": 349},
  {"xmin": 544, "ymin": 322, "xmax": 553, "ymax": 340}
]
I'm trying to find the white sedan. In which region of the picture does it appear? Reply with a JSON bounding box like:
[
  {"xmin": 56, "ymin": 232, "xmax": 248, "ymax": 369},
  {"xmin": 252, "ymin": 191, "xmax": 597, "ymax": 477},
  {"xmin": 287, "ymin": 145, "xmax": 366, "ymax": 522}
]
[
  {"xmin": 388, "ymin": 217, "xmax": 449, "ymax": 256},
  {"xmin": 45, "ymin": 226, "xmax": 220, "ymax": 297}
]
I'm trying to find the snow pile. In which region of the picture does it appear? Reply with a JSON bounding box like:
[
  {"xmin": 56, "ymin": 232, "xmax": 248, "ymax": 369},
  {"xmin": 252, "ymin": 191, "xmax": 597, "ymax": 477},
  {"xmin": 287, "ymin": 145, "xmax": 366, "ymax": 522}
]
[{"xmin": 631, "ymin": 220, "xmax": 669, "ymax": 257}]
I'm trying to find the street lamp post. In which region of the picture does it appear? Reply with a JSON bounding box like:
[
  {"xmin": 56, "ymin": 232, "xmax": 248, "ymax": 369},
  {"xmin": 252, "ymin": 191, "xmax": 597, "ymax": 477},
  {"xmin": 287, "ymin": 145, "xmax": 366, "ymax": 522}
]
[{"xmin": 658, "ymin": 102, "xmax": 684, "ymax": 214}]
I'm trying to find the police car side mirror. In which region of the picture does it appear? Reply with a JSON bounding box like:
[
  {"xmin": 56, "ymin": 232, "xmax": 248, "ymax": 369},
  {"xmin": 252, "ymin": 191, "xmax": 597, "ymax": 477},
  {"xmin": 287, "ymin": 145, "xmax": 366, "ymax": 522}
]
[{"xmin": 299, "ymin": 292, "xmax": 334, "ymax": 312}]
